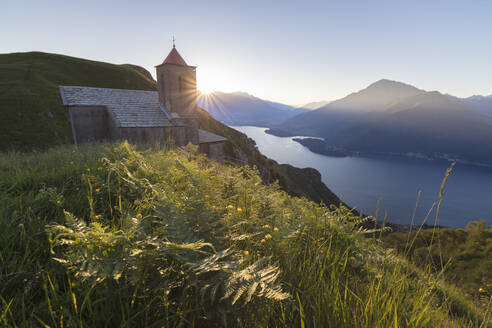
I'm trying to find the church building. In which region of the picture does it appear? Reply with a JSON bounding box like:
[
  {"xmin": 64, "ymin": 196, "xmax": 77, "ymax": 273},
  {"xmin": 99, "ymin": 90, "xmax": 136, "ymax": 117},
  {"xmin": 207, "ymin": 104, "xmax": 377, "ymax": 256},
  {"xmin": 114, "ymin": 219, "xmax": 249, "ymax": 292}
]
[{"xmin": 59, "ymin": 45, "xmax": 227, "ymax": 161}]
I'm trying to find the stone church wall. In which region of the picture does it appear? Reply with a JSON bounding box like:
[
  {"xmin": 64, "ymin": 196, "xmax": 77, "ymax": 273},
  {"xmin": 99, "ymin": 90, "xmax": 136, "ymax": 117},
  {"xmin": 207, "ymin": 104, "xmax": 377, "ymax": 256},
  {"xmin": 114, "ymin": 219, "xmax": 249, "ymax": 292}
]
[
  {"xmin": 117, "ymin": 126, "xmax": 198, "ymax": 147},
  {"xmin": 209, "ymin": 142, "xmax": 225, "ymax": 162},
  {"xmin": 69, "ymin": 105, "xmax": 221, "ymax": 162},
  {"xmin": 183, "ymin": 125, "xmax": 199, "ymax": 145},
  {"xmin": 69, "ymin": 106, "xmax": 109, "ymax": 145},
  {"xmin": 199, "ymin": 142, "xmax": 225, "ymax": 162},
  {"xmin": 118, "ymin": 126, "xmax": 177, "ymax": 147}
]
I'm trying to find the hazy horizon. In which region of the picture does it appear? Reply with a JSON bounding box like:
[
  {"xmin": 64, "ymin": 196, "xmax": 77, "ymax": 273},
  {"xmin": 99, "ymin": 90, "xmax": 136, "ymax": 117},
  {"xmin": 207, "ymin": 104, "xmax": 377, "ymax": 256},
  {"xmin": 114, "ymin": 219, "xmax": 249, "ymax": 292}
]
[{"xmin": 3, "ymin": 1, "xmax": 492, "ymax": 104}]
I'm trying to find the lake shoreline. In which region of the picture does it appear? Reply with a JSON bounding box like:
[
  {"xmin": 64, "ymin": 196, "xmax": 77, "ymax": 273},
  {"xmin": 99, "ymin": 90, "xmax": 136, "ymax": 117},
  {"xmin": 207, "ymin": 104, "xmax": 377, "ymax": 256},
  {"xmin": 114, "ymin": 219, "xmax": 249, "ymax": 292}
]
[
  {"xmin": 296, "ymin": 137, "xmax": 492, "ymax": 170},
  {"xmin": 264, "ymin": 128, "xmax": 492, "ymax": 169},
  {"xmin": 232, "ymin": 126, "xmax": 492, "ymax": 228}
]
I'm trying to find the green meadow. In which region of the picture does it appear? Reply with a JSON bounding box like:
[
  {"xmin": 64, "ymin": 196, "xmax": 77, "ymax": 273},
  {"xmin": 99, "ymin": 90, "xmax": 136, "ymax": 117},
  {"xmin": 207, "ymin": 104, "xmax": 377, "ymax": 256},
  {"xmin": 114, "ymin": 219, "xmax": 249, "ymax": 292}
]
[
  {"xmin": 0, "ymin": 51, "xmax": 156, "ymax": 151},
  {"xmin": 1, "ymin": 142, "xmax": 490, "ymax": 327}
]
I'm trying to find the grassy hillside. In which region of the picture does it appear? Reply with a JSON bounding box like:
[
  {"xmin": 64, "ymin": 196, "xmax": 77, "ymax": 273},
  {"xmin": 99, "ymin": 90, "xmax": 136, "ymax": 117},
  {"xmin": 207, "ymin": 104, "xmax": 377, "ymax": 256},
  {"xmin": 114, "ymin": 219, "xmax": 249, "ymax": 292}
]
[
  {"xmin": 383, "ymin": 222, "xmax": 492, "ymax": 304},
  {"xmin": 0, "ymin": 51, "xmax": 157, "ymax": 151},
  {"xmin": 1, "ymin": 142, "xmax": 490, "ymax": 327}
]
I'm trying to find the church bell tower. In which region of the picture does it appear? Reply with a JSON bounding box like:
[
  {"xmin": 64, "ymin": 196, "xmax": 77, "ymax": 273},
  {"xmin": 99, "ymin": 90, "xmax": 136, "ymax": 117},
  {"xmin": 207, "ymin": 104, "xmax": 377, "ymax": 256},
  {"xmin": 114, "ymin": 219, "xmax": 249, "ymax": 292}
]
[{"xmin": 155, "ymin": 41, "xmax": 198, "ymax": 129}]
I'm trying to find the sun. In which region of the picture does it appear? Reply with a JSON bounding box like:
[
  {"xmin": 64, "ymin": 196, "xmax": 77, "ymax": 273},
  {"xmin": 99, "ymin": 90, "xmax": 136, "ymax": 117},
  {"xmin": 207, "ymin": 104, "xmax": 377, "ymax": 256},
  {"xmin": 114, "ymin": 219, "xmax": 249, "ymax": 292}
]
[
  {"xmin": 197, "ymin": 67, "xmax": 227, "ymax": 94},
  {"xmin": 198, "ymin": 80, "xmax": 216, "ymax": 94}
]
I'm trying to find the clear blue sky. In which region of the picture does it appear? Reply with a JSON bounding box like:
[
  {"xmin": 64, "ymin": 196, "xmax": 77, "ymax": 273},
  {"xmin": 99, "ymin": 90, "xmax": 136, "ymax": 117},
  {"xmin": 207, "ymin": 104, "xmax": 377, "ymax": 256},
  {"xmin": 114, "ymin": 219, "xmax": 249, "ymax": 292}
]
[{"xmin": 2, "ymin": 0, "xmax": 492, "ymax": 104}]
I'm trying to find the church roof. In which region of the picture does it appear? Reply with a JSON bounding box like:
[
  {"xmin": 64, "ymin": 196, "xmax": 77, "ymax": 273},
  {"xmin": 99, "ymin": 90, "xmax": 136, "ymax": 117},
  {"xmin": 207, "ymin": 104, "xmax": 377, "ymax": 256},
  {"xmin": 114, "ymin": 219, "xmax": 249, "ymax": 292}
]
[
  {"xmin": 198, "ymin": 129, "xmax": 228, "ymax": 143},
  {"xmin": 158, "ymin": 46, "xmax": 188, "ymax": 66},
  {"xmin": 59, "ymin": 86, "xmax": 228, "ymax": 144},
  {"xmin": 59, "ymin": 86, "xmax": 174, "ymax": 128}
]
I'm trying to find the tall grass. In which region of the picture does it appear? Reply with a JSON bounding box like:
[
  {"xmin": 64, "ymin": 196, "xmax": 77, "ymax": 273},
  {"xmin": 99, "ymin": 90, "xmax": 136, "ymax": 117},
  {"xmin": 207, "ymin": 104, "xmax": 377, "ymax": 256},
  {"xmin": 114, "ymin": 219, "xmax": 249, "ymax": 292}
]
[
  {"xmin": 0, "ymin": 142, "xmax": 490, "ymax": 327},
  {"xmin": 383, "ymin": 162, "xmax": 492, "ymax": 321}
]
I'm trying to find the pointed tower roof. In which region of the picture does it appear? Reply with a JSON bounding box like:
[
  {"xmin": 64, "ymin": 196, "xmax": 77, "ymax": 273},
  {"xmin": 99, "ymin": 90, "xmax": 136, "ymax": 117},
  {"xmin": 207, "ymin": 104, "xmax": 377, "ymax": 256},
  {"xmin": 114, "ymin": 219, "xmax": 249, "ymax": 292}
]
[{"xmin": 157, "ymin": 46, "xmax": 189, "ymax": 67}]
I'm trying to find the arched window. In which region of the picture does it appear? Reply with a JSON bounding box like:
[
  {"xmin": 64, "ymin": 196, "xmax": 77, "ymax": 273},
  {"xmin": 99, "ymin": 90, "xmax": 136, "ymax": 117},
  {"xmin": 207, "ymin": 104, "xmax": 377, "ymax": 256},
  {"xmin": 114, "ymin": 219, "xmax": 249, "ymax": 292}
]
[
  {"xmin": 160, "ymin": 74, "xmax": 165, "ymax": 93},
  {"xmin": 179, "ymin": 75, "xmax": 186, "ymax": 94}
]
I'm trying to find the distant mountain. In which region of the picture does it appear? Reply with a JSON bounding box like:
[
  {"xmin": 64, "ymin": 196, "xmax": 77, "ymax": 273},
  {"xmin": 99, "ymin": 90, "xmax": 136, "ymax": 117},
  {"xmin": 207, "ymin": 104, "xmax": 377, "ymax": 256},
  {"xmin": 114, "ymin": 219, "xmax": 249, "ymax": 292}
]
[
  {"xmin": 300, "ymin": 100, "xmax": 331, "ymax": 110},
  {"xmin": 269, "ymin": 79, "xmax": 492, "ymax": 165},
  {"xmin": 464, "ymin": 95, "xmax": 492, "ymax": 118},
  {"xmin": 197, "ymin": 91, "xmax": 308, "ymax": 126},
  {"xmin": 332, "ymin": 91, "xmax": 492, "ymax": 163},
  {"xmin": 326, "ymin": 79, "xmax": 425, "ymax": 112},
  {"xmin": 271, "ymin": 79, "xmax": 426, "ymax": 138}
]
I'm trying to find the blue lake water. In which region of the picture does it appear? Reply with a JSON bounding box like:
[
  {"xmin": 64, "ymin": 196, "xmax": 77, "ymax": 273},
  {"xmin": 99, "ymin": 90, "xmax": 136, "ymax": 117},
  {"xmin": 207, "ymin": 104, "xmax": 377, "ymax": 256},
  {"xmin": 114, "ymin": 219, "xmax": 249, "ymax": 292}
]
[{"xmin": 232, "ymin": 126, "xmax": 492, "ymax": 228}]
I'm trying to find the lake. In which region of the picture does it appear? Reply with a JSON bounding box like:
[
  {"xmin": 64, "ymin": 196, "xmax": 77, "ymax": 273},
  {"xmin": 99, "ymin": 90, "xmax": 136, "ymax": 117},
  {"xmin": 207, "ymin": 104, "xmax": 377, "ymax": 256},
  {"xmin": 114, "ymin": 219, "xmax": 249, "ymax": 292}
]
[{"xmin": 232, "ymin": 126, "xmax": 492, "ymax": 228}]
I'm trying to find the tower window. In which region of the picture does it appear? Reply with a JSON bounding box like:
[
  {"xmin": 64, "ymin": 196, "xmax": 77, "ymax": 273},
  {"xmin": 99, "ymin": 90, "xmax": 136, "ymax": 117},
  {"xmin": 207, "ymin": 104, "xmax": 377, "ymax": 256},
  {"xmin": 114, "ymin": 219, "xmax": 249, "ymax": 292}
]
[{"xmin": 179, "ymin": 75, "xmax": 186, "ymax": 93}]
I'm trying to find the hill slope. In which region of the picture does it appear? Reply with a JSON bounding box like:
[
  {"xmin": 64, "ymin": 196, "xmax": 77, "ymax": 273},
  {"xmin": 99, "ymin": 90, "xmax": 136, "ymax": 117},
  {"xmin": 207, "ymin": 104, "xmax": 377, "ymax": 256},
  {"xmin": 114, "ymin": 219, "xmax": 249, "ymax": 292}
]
[
  {"xmin": 0, "ymin": 51, "xmax": 157, "ymax": 151},
  {"xmin": 383, "ymin": 222, "xmax": 492, "ymax": 301},
  {"xmin": 0, "ymin": 143, "xmax": 489, "ymax": 327}
]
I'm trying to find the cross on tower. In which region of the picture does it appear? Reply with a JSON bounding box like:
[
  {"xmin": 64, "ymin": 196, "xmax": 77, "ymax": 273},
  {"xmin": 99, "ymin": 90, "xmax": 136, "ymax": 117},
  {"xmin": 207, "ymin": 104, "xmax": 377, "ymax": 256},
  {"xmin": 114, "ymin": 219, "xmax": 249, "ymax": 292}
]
[{"xmin": 172, "ymin": 36, "xmax": 176, "ymax": 48}]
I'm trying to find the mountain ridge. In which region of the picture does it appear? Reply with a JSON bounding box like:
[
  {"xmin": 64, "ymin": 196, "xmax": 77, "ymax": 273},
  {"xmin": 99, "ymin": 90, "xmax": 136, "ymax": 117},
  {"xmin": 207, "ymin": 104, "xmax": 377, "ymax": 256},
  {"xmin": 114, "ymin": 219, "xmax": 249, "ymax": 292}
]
[
  {"xmin": 299, "ymin": 100, "xmax": 331, "ymax": 110},
  {"xmin": 268, "ymin": 79, "xmax": 492, "ymax": 165},
  {"xmin": 197, "ymin": 90, "xmax": 308, "ymax": 126}
]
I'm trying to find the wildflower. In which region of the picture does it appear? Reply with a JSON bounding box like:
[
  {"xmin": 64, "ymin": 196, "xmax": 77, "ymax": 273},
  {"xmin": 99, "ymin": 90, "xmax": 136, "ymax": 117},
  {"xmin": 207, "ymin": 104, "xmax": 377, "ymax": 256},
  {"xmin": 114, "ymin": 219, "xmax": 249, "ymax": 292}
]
[
  {"xmin": 237, "ymin": 207, "xmax": 242, "ymax": 212},
  {"xmin": 95, "ymin": 188, "xmax": 100, "ymax": 192},
  {"xmin": 136, "ymin": 213, "xmax": 142, "ymax": 219},
  {"xmin": 94, "ymin": 215, "xmax": 102, "ymax": 219},
  {"xmin": 273, "ymin": 227, "xmax": 279, "ymax": 232},
  {"xmin": 97, "ymin": 167, "xmax": 102, "ymax": 171},
  {"xmin": 261, "ymin": 239, "xmax": 266, "ymax": 244},
  {"xmin": 243, "ymin": 250, "xmax": 249, "ymax": 256},
  {"xmin": 86, "ymin": 168, "xmax": 91, "ymax": 172},
  {"xmin": 227, "ymin": 205, "xmax": 234, "ymax": 210},
  {"xmin": 265, "ymin": 233, "xmax": 272, "ymax": 240},
  {"xmin": 56, "ymin": 200, "xmax": 61, "ymax": 205},
  {"xmin": 263, "ymin": 224, "xmax": 271, "ymax": 229},
  {"xmin": 212, "ymin": 205, "xmax": 216, "ymax": 209},
  {"xmin": 205, "ymin": 194, "xmax": 209, "ymax": 198}
]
